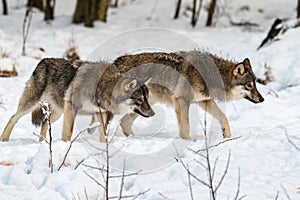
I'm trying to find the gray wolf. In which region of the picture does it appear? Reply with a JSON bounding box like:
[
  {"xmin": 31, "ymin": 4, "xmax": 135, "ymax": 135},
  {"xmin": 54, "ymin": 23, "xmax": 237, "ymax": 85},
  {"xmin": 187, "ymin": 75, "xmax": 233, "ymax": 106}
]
[
  {"xmin": 61, "ymin": 61, "xmax": 154, "ymax": 142},
  {"xmin": 0, "ymin": 58, "xmax": 78, "ymax": 141},
  {"xmin": 0, "ymin": 59, "xmax": 154, "ymax": 142},
  {"xmin": 112, "ymin": 50, "xmax": 264, "ymax": 139}
]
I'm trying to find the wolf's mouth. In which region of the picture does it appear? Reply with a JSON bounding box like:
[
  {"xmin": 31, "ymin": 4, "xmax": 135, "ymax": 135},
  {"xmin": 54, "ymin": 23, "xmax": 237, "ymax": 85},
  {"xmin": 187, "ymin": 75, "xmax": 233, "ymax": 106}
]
[
  {"xmin": 133, "ymin": 108, "xmax": 155, "ymax": 118},
  {"xmin": 244, "ymin": 96, "xmax": 264, "ymax": 103}
]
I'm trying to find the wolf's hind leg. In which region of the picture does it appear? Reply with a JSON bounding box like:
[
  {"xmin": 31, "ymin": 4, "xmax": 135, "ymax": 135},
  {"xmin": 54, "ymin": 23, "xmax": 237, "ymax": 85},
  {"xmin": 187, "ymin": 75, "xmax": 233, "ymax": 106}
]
[
  {"xmin": 120, "ymin": 113, "xmax": 139, "ymax": 137},
  {"xmin": 87, "ymin": 115, "xmax": 97, "ymax": 134},
  {"xmin": 174, "ymin": 97, "xmax": 191, "ymax": 140},
  {"xmin": 0, "ymin": 110, "xmax": 32, "ymax": 141},
  {"xmin": 197, "ymin": 100, "xmax": 231, "ymax": 138},
  {"xmin": 62, "ymin": 100, "xmax": 75, "ymax": 142},
  {"xmin": 0, "ymin": 94, "xmax": 40, "ymax": 141}
]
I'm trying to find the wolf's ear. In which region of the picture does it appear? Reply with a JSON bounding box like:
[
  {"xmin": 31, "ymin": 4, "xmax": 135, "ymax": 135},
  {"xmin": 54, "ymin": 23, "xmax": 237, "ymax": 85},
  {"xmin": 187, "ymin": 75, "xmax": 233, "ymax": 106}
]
[
  {"xmin": 233, "ymin": 63, "xmax": 245, "ymax": 76},
  {"xmin": 243, "ymin": 58, "xmax": 251, "ymax": 67},
  {"xmin": 125, "ymin": 79, "xmax": 137, "ymax": 91}
]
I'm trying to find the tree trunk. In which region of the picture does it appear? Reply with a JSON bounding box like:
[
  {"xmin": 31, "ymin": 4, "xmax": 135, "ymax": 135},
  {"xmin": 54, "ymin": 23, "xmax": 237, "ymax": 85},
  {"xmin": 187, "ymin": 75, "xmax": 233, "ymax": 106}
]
[
  {"xmin": 297, "ymin": 0, "xmax": 300, "ymax": 18},
  {"xmin": 174, "ymin": 0, "xmax": 182, "ymax": 19},
  {"xmin": 73, "ymin": 0, "xmax": 85, "ymax": 23},
  {"xmin": 97, "ymin": 0, "xmax": 109, "ymax": 22},
  {"xmin": 2, "ymin": 0, "xmax": 8, "ymax": 15},
  {"xmin": 44, "ymin": 0, "xmax": 55, "ymax": 21},
  {"xmin": 112, "ymin": 0, "xmax": 118, "ymax": 8},
  {"xmin": 27, "ymin": 0, "xmax": 43, "ymax": 10},
  {"xmin": 191, "ymin": 0, "xmax": 203, "ymax": 27},
  {"xmin": 84, "ymin": 0, "xmax": 94, "ymax": 27},
  {"xmin": 206, "ymin": 0, "xmax": 216, "ymax": 26},
  {"xmin": 191, "ymin": 0, "xmax": 196, "ymax": 26}
]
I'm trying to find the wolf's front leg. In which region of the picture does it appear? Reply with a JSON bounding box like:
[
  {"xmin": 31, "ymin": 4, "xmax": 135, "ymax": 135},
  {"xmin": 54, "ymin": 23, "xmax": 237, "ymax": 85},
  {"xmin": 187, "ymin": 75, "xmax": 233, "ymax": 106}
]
[
  {"xmin": 96, "ymin": 111, "xmax": 112, "ymax": 143},
  {"xmin": 120, "ymin": 113, "xmax": 139, "ymax": 137},
  {"xmin": 174, "ymin": 97, "xmax": 191, "ymax": 140},
  {"xmin": 197, "ymin": 100, "xmax": 231, "ymax": 138}
]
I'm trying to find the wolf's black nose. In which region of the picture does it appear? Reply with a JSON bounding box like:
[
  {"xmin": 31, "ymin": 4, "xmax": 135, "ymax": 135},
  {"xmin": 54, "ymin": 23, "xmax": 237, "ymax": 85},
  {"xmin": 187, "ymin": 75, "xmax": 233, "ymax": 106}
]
[
  {"xmin": 259, "ymin": 96, "xmax": 264, "ymax": 102},
  {"xmin": 149, "ymin": 109, "xmax": 155, "ymax": 117}
]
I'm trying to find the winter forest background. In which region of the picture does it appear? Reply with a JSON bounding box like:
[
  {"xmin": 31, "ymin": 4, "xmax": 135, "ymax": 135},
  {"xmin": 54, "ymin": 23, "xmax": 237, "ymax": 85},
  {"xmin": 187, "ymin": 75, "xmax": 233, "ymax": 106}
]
[{"xmin": 0, "ymin": 0, "xmax": 300, "ymax": 200}]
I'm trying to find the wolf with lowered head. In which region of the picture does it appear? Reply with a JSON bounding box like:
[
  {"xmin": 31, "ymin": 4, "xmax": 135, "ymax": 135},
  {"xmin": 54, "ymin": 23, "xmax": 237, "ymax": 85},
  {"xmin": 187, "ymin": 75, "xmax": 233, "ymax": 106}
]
[{"xmin": 62, "ymin": 61, "xmax": 154, "ymax": 142}]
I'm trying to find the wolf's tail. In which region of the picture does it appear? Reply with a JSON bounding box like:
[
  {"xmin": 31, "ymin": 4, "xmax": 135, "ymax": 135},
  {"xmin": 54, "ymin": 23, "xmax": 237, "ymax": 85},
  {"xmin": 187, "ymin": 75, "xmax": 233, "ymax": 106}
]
[{"xmin": 31, "ymin": 108, "xmax": 46, "ymax": 126}]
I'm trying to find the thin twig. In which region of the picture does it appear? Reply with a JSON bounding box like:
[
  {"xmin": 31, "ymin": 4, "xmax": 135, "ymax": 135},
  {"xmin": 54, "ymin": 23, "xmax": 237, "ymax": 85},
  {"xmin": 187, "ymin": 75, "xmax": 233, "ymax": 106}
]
[
  {"xmin": 274, "ymin": 190, "xmax": 279, "ymax": 200},
  {"xmin": 58, "ymin": 127, "xmax": 88, "ymax": 171},
  {"xmin": 75, "ymin": 159, "xmax": 86, "ymax": 170},
  {"xmin": 189, "ymin": 136, "xmax": 242, "ymax": 153},
  {"xmin": 83, "ymin": 170, "xmax": 106, "ymax": 190},
  {"xmin": 82, "ymin": 163, "xmax": 106, "ymax": 172},
  {"xmin": 285, "ymin": 130, "xmax": 300, "ymax": 152},
  {"xmin": 118, "ymin": 159, "xmax": 126, "ymax": 200},
  {"xmin": 187, "ymin": 163, "xmax": 195, "ymax": 200},
  {"xmin": 158, "ymin": 192, "xmax": 171, "ymax": 200},
  {"xmin": 174, "ymin": 146, "xmax": 210, "ymax": 188},
  {"xmin": 214, "ymin": 151, "xmax": 231, "ymax": 194},
  {"xmin": 280, "ymin": 184, "xmax": 291, "ymax": 200},
  {"xmin": 132, "ymin": 189, "xmax": 151, "ymax": 200}
]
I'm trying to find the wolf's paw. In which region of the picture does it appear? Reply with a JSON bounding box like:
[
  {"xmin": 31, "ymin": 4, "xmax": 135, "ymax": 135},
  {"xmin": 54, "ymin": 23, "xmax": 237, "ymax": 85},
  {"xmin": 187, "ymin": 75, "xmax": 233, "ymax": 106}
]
[
  {"xmin": 179, "ymin": 133, "xmax": 191, "ymax": 140},
  {"xmin": 0, "ymin": 136, "xmax": 9, "ymax": 142},
  {"xmin": 222, "ymin": 128, "xmax": 231, "ymax": 138}
]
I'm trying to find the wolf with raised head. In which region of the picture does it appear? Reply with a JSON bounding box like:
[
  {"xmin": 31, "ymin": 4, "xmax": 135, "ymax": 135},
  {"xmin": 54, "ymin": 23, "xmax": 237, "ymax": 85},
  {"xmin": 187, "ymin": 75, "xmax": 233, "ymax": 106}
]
[
  {"xmin": 113, "ymin": 50, "xmax": 264, "ymax": 139},
  {"xmin": 0, "ymin": 58, "xmax": 154, "ymax": 142}
]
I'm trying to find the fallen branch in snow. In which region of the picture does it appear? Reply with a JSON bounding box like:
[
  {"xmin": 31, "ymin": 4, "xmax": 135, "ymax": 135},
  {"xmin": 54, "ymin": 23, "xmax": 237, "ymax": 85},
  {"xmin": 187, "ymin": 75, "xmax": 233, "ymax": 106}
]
[{"xmin": 0, "ymin": 66, "xmax": 18, "ymax": 77}]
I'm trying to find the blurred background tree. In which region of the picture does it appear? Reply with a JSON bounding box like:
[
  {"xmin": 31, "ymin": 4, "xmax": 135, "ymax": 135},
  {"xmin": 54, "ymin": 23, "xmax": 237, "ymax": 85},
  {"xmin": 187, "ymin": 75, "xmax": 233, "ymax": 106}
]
[
  {"xmin": 2, "ymin": 0, "xmax": 8, "ymax": 15},
  {"xmin": 73, "ymin": 0, "xmax": 109, "ymax": 27}
]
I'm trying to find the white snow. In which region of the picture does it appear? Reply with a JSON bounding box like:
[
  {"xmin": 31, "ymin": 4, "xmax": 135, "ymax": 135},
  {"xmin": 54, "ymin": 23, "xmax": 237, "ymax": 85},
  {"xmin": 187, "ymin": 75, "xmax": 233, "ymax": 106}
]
[{"xmin": 0, "ymin": 0, "xmax": 300, "ymax": 199}]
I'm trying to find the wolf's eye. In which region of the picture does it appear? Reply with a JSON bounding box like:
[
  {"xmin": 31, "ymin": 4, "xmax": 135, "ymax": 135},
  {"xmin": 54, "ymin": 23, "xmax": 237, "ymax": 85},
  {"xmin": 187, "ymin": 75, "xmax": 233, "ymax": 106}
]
[{"xmin": 245, "ymin": 83, "xmax": 253, "ymax": 90}]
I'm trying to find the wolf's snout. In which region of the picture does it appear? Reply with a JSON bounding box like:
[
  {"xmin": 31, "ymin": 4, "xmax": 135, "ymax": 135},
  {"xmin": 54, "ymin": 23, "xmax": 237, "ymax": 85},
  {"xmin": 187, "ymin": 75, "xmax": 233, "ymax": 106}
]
[{"xmin": 147, "ymin": 109, "xmax": 155, "ymax": 117}]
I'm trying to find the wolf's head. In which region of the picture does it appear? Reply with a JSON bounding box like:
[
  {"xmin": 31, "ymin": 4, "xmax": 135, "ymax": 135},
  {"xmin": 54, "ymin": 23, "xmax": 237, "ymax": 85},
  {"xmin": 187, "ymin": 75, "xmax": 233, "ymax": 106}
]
[
  {"xmin": 229, "ymin": 58, "xmax": 264, "ymax": 103},
  {"xmin": 116, "ymin": 78, "xmax": 155, "ymax": 118}
]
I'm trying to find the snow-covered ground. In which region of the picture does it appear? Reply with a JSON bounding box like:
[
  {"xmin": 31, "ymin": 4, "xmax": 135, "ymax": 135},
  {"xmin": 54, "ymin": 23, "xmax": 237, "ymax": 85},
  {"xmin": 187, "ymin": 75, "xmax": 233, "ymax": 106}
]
[{"xmin": 0, "ymin": 0, "xmax": 300, "ymax": 199}]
